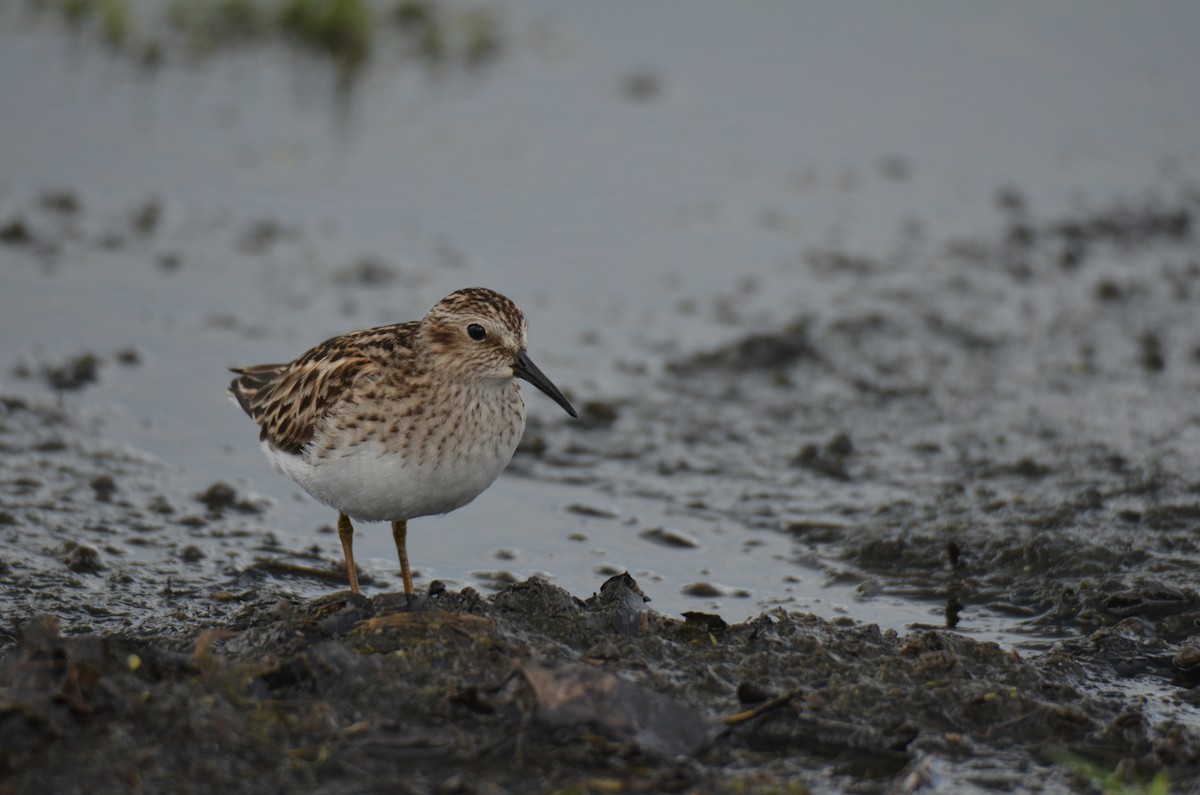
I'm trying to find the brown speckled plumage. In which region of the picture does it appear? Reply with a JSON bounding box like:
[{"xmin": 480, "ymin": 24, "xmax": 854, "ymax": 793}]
[
  {"xmin": 228, "ymin": 287, "xmax": 577, "ymax": 596},
  {"xmin": 230, "ymin": 322, "xmax": 420, "ymax": 456}
]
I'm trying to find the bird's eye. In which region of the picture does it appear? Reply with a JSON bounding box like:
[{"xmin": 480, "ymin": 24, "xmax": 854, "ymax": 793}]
[{"xmin": 467, "ymin": 323, "xmax": 487, "ymax": 341}]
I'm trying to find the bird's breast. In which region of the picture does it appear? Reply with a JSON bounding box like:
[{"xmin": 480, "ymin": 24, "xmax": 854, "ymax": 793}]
[{"xmin": 286, "ymin": 380, "xmax": 526, "ymax": 521}]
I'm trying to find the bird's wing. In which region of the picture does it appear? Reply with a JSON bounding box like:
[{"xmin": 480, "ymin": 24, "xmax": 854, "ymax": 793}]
[{"xmin": 228, "ymin": 322, "xmax": 417, "ymax": 455}]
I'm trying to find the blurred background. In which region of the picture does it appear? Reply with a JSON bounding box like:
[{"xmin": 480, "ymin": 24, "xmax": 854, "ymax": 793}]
[{"xmin": 2, "ymin": 1, "xmax": 1199, "ymax": 639}]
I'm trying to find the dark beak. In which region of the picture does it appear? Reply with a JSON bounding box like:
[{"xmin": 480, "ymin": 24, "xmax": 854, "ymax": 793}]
[{"xmin": 513, "ymin": 350, "xmax": 577, "ymax": 418}]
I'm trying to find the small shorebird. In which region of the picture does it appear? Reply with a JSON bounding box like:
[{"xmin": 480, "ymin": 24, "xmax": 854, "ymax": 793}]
[{"xmin": 228, "ymin": 287, "xmax": 577, "ymax": 595}]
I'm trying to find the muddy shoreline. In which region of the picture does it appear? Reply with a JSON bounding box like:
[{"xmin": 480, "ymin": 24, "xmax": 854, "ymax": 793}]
[
  {"xmin": 5, "ymin": 5, "xmax": 1200, "ymax": 791},
  {"xmin": 4, "ymin": 186, "xmax": 1200, "ymax": 791},
  {"xmin": 4, "ymin": 574, "xmax": 1196, "ymax": 794}
]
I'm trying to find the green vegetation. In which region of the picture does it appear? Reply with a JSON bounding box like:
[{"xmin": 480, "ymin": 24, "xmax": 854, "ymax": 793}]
[
  {"xmin": 40, "ymin": 0, "xmax": 128, "ymax": 44},
  {"xmin": 279, "ymin": 0, "xmax": 371, "ymax": 67},
  {"xmin": 23, "ymin": 0, "xmax": 503, "ymax": 80},
  {"xmin": 1052, "ymin": 749, "xmax": 1171, "ymax": 795}
]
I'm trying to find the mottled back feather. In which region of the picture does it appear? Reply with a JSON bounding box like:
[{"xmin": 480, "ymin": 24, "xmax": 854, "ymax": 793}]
[{"xmin": 229, "ymin": 322, "xmax": 419, "ymax": 455}]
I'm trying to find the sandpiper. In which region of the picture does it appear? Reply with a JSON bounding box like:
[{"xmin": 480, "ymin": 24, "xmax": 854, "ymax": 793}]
[{"xmin": 228, "ymin": 287, "xmax": 577, "ymax": 595}]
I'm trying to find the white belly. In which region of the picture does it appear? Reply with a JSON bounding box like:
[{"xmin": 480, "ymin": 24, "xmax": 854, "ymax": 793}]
[{"xmin": 263, "ymin": 434, "xmax": 518, "ymax": 522}]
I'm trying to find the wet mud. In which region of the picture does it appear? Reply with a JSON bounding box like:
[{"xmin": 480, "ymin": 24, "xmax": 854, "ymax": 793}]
[
  {"xmin": 4, "ymin": 575, "xmax": 1197, "ymax": 794},
  {"xmin": 0, "ymin": 394, "xmax": 287, "ymax": 644},
  {"xmin": 524, "ymin": 187, "xmax": 1200, "ymax": 638},
  {"xmin": 511, "ymin": 188, "xmax": 1200, "ymax": 788}
]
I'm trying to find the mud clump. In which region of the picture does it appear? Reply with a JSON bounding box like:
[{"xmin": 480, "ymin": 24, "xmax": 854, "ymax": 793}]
[
  {"xmin": 668, "ymin": 319, "xmax": 817, "ymax": 376},
  {"xmin": 639, "ymin": 526, "xmax": 699, "ymax": 549},
  {"xmin": 12, "ymin": 349, "xmax": 141, "ymax": 393},
  {"xmin": 195, "ymin": 482, "xmax": 265, "ymax": 515},
  {"xmin": 179, "ymin": 545, "xmax": 206, "ymax": 563},
  {"xmin": 575, "ymin": 399, "xmax": 620, "ymax": 429},
  {"xmin": 681, "ymin": 581, "xmax": 723, "ymax": 598},
  {"xmin": 130, "ymin": 197, "xmax": 161, "ymax": 236},
  {"xmin": 237, "ymin": 218, "xmax": 295, "ymax": 254},
  {"xmin": 41, "ymin": 353, "xmax": 102, "ymax": 391},
  {"xmin": 1, "ymin": 576, "xmax": 1196, "ymax": 793},
  {"xmin": 39, "ymin": 191, "xmax": 82, "ymax": 215},
  {"xmin": 332, "ymin": 256, "xmax": 399, "ymax": 286},
  {"xmin": 59, "ymin": 542, "xmax": 103, "ymax": 573},
  {"xmin": 89, "ymin": 475, "xmax": 118, "ymax": 502},
  {"xmin": 0, "ymin": 217, "xmax": 34, "ymax": 245},
  {"xmin": 791, "ymin": 431, "xmax": 855, "ymax": 481}
]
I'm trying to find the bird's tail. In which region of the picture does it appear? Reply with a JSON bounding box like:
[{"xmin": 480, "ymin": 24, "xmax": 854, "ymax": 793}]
[{"xmin": 227, "ymin": 364, "xmax": 287, "ymax": 420}]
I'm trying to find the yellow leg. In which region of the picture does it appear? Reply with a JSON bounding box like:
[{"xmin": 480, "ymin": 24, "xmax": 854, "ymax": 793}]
[
  {"xmin": 337, "ymin": 513, "xmax": 360, "ymax": 594},
  {"xmin": 392, "ymin": 520, "xmax": 414, "ymax": 596}
]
